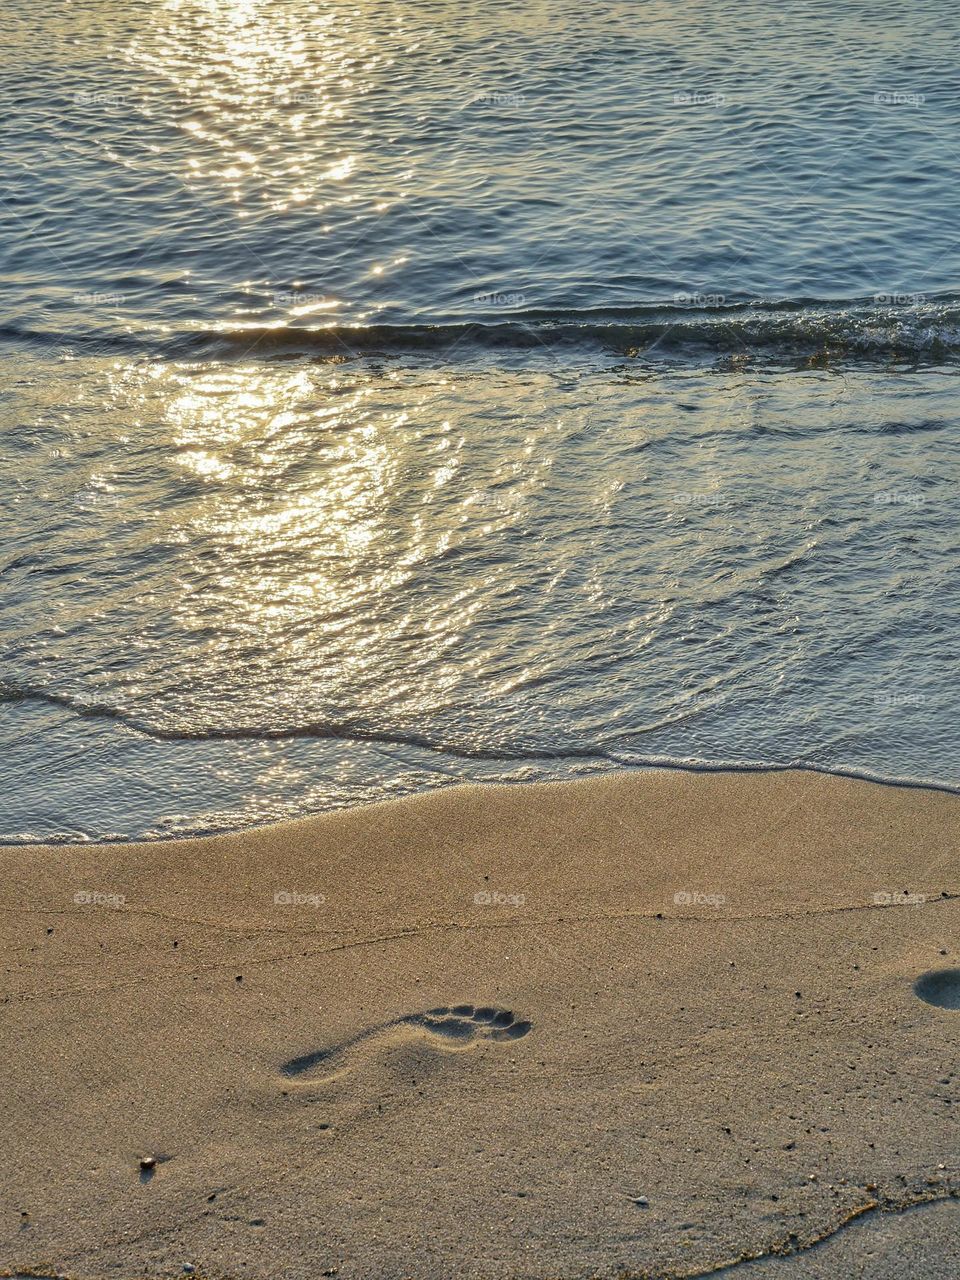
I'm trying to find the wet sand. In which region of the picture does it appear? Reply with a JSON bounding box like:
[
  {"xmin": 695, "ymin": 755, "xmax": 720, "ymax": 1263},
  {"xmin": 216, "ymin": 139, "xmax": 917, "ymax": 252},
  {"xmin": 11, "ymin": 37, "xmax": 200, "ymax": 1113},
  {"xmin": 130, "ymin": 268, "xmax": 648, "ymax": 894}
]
[{"xmin": 2, "ymin": 768, "xmax": 959, "ymax": 1278}]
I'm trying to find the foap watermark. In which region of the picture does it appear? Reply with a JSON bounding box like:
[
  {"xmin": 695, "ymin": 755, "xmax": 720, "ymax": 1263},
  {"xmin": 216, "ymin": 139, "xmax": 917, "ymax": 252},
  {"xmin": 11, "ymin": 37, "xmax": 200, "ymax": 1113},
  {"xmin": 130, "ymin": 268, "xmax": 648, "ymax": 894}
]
[
  {"xmin": 467, "ymin": 90, "xmax": 527, "ymax": 110},
  {"xmin": 874, "ymin": 91, "xmax": 925, "ymax": 108},
  {"xmin": 873, "ymin": 890, "xmax": 925, "ymax": 907},
  {"xmin": 874, "ymin": 691, "xmax": 926, "ymax": 708},
  {"xmin": 474, "ymin": 890, "xmax": 526, "ymax": 907},
  {"xmin": 73, "ymin": 292, "xmax": 125, "ymax": 307},
  {"xmin": 674, "ymin": 291, "xmax": 726, "ymax": 308},
  {"xmin": 673, "ymin": 490, "xmax": 726, "ymax": 507},
  {"xmin": 674, "ymin": 890, "xmax": 726, "ymax": 908},
  {"xmin": 74, "ymin": 890, "xmax": 126, "ymax": 908},
  {"xmin": 874, "ymin": 491, "xmax": 925, "ymax": 508},
  {"xmin": 472, "ymin": 490, "xmax": 525, "ymax": 518},
  {"xmin": 73, "ymin": 486, "xmax": 120, "ymax": 508},
  {"xmin": 474, "ymin": 290, "xmax": 525, "ymax": 308},
  {"xmin": 274, "ymin": 890, "xmax": 326, "ymax": 907},
  {"xmin": 874, "ymin": 292, "xmax": 926, "ymax": 306},
  {"xmin": 675, "ymin": 690, "xmax": 727, "ymax": 709},
  {"xmin": 272, "ymin": 290, "xmax": 328, "ymax": 309},
  {"xmin": 673, "ymin": 90, "xmax": 727, "ymax": 108},
  {"xmin": 75, "ymin": 91, "xmax": 126, "ymax": 108},
  {"xmin": 273, "ymin": 91, "xmax": 325, "ymax": 107}
]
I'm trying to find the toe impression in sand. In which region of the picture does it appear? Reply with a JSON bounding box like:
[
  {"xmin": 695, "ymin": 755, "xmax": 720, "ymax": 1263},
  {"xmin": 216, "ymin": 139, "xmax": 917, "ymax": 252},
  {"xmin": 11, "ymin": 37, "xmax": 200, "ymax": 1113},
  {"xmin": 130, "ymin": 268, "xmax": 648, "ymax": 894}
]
[{"xmin": 279, "ymin": 1004, "xmax": 533, "ymax": 1082}]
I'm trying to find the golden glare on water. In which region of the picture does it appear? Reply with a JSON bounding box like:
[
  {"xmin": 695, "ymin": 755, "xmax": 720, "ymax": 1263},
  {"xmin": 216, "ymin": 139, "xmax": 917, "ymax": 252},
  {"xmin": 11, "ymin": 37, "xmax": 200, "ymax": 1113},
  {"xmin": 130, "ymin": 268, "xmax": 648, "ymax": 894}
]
[
  {"xmin": 125, "ymin": 0, "xmax": 373, "ymax": 265},
  {"xmin": 1, "ymin": 339, "xmax": 957, "ymax": 835},
  {"xmin": 161, "ymin": 364, "xmax": 418, "ymax": 637}
]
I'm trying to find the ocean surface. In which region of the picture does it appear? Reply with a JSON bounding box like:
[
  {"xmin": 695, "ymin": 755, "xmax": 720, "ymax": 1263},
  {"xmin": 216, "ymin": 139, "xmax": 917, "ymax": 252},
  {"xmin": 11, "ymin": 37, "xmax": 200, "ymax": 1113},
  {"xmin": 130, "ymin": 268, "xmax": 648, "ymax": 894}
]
[{"xmin": 2, "ymin": 0, "xmax": 960, "ymax": 840}]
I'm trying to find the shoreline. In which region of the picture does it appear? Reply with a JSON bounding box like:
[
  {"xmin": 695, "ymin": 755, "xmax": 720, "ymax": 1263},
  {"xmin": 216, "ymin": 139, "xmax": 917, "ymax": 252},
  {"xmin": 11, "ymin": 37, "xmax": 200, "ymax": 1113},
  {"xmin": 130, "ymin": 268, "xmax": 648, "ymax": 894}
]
[
  {"xmin": 2, "ymin": 767, "xmax": 959, "ymax": 1278},
  {"xmin": 5, "ymin": 754, "xmax": 960, "ymax": 849}
]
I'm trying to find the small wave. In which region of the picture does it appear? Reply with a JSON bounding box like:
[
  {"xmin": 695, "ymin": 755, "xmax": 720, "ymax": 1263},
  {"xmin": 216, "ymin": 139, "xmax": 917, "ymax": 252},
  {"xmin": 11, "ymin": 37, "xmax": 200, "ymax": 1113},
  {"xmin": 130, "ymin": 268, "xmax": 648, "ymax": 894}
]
[
  {"xmin": 0, "ymin": 677, "xmax": 608, "ymax": 762},
  {"xmin": 3, "ymin": 679, "xmax": 958, "ymax": 806},
  {"xmin": 6, "ymin": 297, "xmax": 960, "ymax": 364}
]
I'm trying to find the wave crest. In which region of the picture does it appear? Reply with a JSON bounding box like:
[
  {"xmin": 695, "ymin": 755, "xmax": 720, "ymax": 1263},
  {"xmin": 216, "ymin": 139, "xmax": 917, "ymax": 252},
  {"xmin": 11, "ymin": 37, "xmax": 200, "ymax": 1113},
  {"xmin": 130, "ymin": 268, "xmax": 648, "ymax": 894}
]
[{"xmin": 7, "ymin": 297, "xmax": 960, "ymax": 364}]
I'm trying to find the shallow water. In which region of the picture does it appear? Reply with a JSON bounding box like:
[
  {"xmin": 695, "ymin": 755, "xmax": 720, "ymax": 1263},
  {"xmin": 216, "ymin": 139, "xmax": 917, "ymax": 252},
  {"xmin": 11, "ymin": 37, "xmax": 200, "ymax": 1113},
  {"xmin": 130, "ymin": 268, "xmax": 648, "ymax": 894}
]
[{"xmin": 2, "ymin": 0, "xmax": 960, "ymax": 838}]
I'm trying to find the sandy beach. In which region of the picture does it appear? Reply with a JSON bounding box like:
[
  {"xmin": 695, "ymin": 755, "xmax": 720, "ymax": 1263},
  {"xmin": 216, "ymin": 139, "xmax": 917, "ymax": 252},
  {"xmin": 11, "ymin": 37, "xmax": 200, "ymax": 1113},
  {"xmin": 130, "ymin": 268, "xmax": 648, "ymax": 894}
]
[{"xmin": 2, "ymin": 767, "xmax": 959, "ymax": 1279}]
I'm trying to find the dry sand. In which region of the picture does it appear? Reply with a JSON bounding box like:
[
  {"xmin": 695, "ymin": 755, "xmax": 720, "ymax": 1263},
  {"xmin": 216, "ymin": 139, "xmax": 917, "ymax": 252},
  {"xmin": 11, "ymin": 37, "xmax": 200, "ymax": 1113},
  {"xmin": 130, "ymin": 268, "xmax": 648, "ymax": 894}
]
[{"xmin": 2, "ymin": 767, "xmax": 959, "ymax": 1279}]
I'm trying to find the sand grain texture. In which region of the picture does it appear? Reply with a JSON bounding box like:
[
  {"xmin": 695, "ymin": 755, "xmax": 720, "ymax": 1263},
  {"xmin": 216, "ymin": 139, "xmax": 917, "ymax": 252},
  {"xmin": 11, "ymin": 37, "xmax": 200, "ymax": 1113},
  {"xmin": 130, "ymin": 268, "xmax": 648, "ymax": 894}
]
[{"xmin": 2, "ymin": 769, "xmax": 959, "ymax": 1278}]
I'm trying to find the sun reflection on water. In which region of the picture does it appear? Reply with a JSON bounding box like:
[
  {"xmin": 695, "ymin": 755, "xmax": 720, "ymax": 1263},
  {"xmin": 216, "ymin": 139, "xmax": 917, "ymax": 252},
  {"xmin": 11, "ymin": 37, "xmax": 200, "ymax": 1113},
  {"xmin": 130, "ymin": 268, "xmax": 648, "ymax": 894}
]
[{"xmin": 122, "ymin": 0, "xmax": 401, "ymax": 329}]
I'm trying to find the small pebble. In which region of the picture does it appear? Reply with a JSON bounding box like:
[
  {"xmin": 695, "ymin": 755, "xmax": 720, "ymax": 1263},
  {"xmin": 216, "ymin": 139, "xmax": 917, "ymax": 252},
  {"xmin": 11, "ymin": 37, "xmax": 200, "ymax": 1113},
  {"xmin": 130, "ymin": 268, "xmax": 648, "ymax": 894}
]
[{"xmin": 140, "ymin": 1156, "xmax": 156, "ymax": 1171}]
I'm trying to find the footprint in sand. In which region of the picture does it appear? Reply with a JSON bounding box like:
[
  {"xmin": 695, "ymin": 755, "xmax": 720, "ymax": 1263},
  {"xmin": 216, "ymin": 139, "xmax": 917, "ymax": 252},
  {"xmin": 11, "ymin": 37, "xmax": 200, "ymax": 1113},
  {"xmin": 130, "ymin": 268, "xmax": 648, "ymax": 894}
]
[
  {"xmin": 914, "ymin": 968, "xmax": 960, "ymax": 1010},
  {"xmin": 280, "ymin": 1004, "xmax": 533, "ymax": 1082}
]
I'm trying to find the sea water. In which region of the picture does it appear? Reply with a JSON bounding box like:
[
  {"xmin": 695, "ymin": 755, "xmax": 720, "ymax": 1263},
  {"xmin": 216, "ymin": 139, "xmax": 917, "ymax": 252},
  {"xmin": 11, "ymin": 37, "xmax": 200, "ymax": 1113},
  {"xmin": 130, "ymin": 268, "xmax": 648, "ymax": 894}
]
[{"xmin": 2, "ymin": 0, "xmax": 959, "ymax": 839}]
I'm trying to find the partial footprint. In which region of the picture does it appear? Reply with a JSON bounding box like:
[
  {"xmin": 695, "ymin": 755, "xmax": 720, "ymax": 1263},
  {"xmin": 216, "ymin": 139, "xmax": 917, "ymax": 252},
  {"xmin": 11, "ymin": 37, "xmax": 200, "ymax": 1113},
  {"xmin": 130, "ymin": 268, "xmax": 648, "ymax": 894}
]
[
  {"xmin": 417, "ymin": 1004, "xmax": 534, "ymax": 1044},
  {"xmin": 280, "ymin": 1004, "xmax": 532, "ymax": 1082},
  {"xmin": 915, "ymin": 968, "xmax": 960, "ymax": 1009}
]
